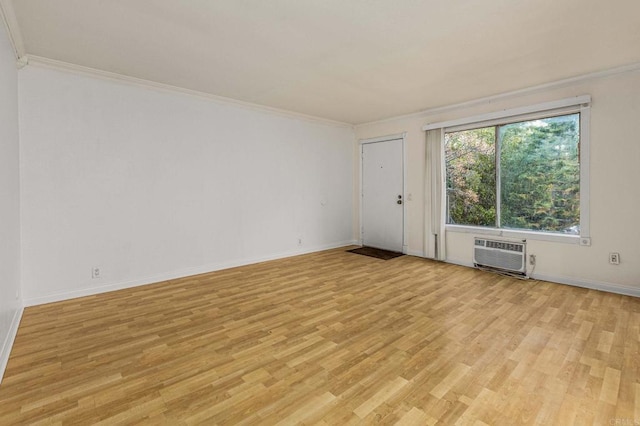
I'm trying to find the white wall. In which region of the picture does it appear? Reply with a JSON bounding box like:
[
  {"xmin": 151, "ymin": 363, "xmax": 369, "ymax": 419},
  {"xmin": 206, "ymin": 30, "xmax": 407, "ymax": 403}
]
[
  {"xmin": 0, "ymin": 23, "xmax": 22, "ymax": 380},
  {"xmin": 355, "ymin": 70, "xmax": 640, "ymax": 294},
  {"xmin": 19, "ymin": 65, "xmax": 354, "ymax": 305}
]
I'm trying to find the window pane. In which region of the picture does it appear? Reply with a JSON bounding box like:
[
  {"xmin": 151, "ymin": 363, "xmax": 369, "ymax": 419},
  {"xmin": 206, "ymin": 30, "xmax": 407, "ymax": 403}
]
[
  {"xmin": 499, "ymin": 113, "xmax": 580, "ymax": 234},
  {"xmin": 445, "ymin": 127, "xmax": 496, "ymax": 226}
]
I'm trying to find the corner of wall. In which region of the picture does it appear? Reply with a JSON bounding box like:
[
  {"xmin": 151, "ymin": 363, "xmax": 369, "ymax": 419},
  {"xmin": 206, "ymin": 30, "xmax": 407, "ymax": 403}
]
[{"xmin": 0, "ymin": 305, "xmax": 23, "ymax": 384}]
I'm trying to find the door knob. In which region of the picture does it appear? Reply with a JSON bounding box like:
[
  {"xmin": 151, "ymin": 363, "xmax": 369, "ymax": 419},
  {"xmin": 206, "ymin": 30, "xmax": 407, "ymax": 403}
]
[{"xmin": 397, "ymin": 200, "xmax": 402, "ymax": 204}]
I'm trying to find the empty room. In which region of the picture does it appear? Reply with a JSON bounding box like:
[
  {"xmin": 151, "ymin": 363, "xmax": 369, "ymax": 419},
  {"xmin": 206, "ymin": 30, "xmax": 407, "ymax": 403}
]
[{"xmin": 1, "ymin": 1, "xmax": 639, "ymax": 424}]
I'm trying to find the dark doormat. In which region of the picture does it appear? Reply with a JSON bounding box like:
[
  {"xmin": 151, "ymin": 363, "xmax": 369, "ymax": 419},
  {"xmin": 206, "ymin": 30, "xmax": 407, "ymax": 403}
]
[{"xmin": 347, "ymin": 246, "xmax": 404, "ymax": 260}]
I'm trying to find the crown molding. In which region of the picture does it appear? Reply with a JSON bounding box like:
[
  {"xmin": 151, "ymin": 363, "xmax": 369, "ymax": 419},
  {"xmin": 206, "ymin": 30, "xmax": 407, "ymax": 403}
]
[
  {"xmin": 355, "ymin": 61, "xmax": 640, "ymax": 128},
  {"xmin": 23, "ymin": 55, "xmax": 353, "ymax": 128},
  {"xmin": 0, "ymin": 0, "xmax": 24, "ymax": 59}
]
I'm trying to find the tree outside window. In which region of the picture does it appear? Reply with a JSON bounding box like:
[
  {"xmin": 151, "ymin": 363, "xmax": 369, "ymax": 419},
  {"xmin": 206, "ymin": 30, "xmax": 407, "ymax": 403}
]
[{"xmin": 445, "ymin": 113, "xmax": 580, "ymax": 234}]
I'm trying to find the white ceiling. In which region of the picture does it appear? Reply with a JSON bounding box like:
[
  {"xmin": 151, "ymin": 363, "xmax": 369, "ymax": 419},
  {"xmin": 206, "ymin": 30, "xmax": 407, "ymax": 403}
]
[{"xmin": 7, "ymin": 0, "xmax": 640, "ymax": 124}]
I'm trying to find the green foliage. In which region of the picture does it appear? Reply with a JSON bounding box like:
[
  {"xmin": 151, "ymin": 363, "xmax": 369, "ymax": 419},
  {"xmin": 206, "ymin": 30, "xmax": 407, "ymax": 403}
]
[
  {"xmin": 445, "ymin": 114, "xmax": 580, "ymax": 234},
  {"xmin": 500, "ymin": 115, "xmax": 580, "ymax": 233},
  {"xmin": 445, "ymin": 127, "xmax": 496, "ymax": 227}
]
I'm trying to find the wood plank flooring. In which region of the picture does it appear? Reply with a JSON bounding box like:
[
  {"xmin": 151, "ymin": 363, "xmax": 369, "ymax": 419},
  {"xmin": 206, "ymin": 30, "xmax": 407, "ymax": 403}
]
[{"xmin": 0, "ymin": 247, "xmax": 638, "ymax": 425}]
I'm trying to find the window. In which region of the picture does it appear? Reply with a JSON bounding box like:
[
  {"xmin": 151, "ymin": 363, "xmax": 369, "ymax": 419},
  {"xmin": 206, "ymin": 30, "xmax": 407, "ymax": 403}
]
[{"xmin": 445, "ymin": 112, "xmax": 581, "ymax": 235}]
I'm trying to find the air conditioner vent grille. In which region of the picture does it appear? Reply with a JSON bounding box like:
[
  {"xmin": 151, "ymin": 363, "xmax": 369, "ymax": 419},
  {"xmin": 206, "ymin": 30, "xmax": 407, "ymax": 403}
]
[
  {"xmin": 485, "ymin": 240, "xmax": 523, "ymax": 252},
  {"xmin": 473, "ymin": 238, "xmax": 526, "ymax": 275}
]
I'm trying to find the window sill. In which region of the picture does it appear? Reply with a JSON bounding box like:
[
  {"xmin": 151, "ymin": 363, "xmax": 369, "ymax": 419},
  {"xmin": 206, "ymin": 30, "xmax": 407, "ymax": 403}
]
[{"xmin": 445, "ymin": 224, "xmax": 581, "ymax": 244}]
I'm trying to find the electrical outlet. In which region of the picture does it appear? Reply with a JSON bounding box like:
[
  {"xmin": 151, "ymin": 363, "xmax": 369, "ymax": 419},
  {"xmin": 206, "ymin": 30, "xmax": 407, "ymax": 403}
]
[
  {"xmin": 297, "ymin": 237, "xmax": 302, "ymax": 246},
  {"xmin": 92, "ymin": 267, "xmax": 101, "ymax": 279},
  {"xmin": 609, "ymin": 253, "xmax": 620, "ymax": 265},
  {"xmin": 529, "ymin": 254, "xmax": 536, "ymax": 265}
]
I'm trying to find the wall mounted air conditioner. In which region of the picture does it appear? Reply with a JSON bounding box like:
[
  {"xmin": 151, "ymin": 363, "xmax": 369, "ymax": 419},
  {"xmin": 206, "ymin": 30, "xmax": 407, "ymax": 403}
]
[{"xmin": 473, "ymin": 238, "xmax": 526, "ymax": 276}]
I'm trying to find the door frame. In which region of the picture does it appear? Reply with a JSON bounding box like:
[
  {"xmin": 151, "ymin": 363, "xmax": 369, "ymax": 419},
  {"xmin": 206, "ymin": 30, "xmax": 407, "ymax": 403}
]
[{"xmin": 359, "ymin": 132, "xmax": 407, "ymax": 253}]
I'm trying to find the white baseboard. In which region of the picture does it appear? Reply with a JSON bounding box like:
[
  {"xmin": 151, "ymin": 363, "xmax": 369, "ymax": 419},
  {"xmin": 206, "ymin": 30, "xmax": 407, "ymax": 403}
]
[
  {"xmin": 23, "ymin": 240, "xmax": 636, "ymax": 306},
  {"xmin": 0, "ymin": 305, "xmax": 24, "ymax": 384},
  {"xmin": 23, "ymin": 240, "xmax": 358, "ymax": 307},
  {"xmin": 445, "ymin": 258, "xmax": 640, "ymax": 298},
  {"xmin": 531, "ymin": 273, "xmax": 640, "ymax": 298}
]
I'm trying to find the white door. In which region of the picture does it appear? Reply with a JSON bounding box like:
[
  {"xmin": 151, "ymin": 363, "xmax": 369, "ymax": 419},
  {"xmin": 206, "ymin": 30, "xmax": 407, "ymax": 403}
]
[{"xmin": 362, "ymin": 138, "xmax": 404, "ymax": 252}]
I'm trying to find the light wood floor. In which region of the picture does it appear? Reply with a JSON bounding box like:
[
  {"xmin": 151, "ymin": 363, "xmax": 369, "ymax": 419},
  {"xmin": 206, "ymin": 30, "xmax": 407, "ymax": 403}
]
[{"xmin": 1, "ymin": 248, "xmax": 639, "ymax": 425}]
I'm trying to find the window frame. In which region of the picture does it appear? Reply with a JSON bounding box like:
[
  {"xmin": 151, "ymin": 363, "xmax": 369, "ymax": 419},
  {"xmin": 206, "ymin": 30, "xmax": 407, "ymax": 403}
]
[{"xmin": 423, "ymin": 96, "xmax": 591, "ymax": 245}]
